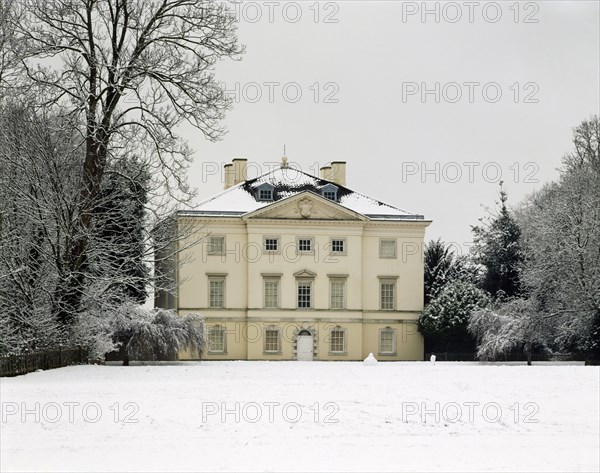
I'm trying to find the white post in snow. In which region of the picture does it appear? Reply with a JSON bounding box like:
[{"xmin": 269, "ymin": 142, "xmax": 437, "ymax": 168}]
[{"xmin": 430, "ymin": 354, "xmax": 436, "ymax": 365}]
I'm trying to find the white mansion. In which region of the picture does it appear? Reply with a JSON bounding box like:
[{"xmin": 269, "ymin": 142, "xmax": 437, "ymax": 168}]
[{"xmin": 156, "ymin": 158, "xmax": 431, "ymax": 361}]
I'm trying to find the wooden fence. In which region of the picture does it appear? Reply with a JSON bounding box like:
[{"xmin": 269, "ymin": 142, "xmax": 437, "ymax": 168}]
[{"xmin": 0, "ymin": 347, "xmax": 88, "ymax": 377}]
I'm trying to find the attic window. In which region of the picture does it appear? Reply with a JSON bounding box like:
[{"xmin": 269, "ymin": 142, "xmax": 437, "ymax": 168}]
[
  {"xmin": 259, "ymin": 188, "xmax": 273, "ymax": 200},
  {"xmin": 323, "ymin": 190, "xmax": 337, "ymax": 201},
  {"xmin": 256, "ymin": 183, "xmax": 275, "ymax": 201},
  {"xmin": 321, "ymin": 183, "xmax": 338, "ymax": 202}
]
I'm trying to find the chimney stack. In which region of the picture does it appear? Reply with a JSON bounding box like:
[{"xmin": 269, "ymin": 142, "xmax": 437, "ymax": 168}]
[
  {"xmin": 224, "ymin": 158, "xmax": 248, "ymax": 189},
  {"xmin": 320, "ymin": 165, "xmax": 333, "ymax": 181},
  {"xmin": 232, "ymin": 158, "xmax": 248, "ymax": 185},
  {"xmin": 321, "ymin": 161, "xmax": 346, "ymax": 186},
  {"xmin": 224, "ymin": 163, "xmax": 234, "ymax": 189},
  {"xmin": 330, "ymin": 162, "xmax": 346, "ymax": 186}
]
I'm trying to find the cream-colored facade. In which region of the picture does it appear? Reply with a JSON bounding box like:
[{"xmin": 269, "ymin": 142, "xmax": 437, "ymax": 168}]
[{"xmin": 156, "ymin": 159, "xmax": 431, "ymax": 361}]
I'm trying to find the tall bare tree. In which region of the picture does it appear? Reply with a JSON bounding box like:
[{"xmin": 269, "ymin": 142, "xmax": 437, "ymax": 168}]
[
  {"xmin": 0, "ymin": 102, "xmax": 204, "ymax": 356},
  {"xmin": 0, "ymin": 0, "xmax": 20, "ymax": 87},
  {"xmin": 0, "ymin": 103, "xmax": 80, "ymax": 352},
  {"xmin": 6, "ymin": 0, "xmax": 243, "ymax": 323},
  {"xmin": 518, "ymin": 117, "xmax": 600, "ymax": 353}
]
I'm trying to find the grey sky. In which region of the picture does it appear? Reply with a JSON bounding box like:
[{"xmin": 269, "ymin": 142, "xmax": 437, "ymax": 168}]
[{"xmin": 180, "ymin": 0, "xmax": 600, "ymax": 251}]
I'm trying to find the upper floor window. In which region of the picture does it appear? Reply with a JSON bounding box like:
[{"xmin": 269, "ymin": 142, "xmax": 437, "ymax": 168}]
[
  {"xmin": 379, "ymin": 239, "xmax": 397, "ymax": 259},
  {"xmin": 263, "ymin": 278, "xmax": 280, "ymax": 309},
  {"xmin": 207, "ymin": 236, "xmax": 225, "ymax": 255},
  {"xmin": 264, "ymin": 237, "xmax": 280, "ymax": 252},
  {"xmin": 330, "ymin": 238, "xmax": 346, "ymax": 255},
  {"xmin": 379, "ymin": 278, "xmax": 397, "ymax": 310},
  {"xmin": 297, "ymin": 281, "xmax": 312, "ymax": 309},
  {"xmin": 329, "ymin": 278, "xmax": 346, "ymax": 309},
  {"xmin": 208, "ymin": 277, "xmax": 226, "ymax": 308},
  {"xmin": 297, "ymin": 237, "xmax": 314, "ymax": 254},
  {"xmin": 295, "ymin": 269, "xmax": 316, "ymax": 309}
]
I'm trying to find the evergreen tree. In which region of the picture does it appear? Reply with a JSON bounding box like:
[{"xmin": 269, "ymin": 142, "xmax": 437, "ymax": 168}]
[
  {"xmin": 472, "ymin": 183, "xmax": 523, "ymax": 299},
  {"xmin": 424, "ymin": 239, "xmax": 480, "ymax": 305},
  {"xmin": 419, "ymin": 280, "xmax": 490, "ymax": 352},
  {"xmin": 424, "ymin": 239, "xmax": 454, "ymax": 305}
]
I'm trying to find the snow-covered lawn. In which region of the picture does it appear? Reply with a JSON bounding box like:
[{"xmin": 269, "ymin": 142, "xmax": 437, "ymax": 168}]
[{"xmin": 1, "ymin": 362, "xmax": 598, "ymax": 472}]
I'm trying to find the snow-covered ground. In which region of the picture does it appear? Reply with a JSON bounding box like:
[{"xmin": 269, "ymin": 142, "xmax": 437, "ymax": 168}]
[{"xmin": 1, "ymin": 362, "xmax": 598, "ymax": 472}]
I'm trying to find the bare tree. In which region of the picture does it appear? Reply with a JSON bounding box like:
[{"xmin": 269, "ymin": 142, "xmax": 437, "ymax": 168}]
[
  {"xmin": 0, "ymin": 103, "xmax": 79, "ymax": 352},
  {"xmin": 8, "ymin": 0, "xmax": 243, "ymax": 323},
  {"xmin": 0, "ymin": 102, "xmax": 204, "ymax": 356},
  {"xmin": 518, "ymin": 117, "xmax": 600, "ymax": 353},
  {"xmin": 0, "ymin": 0, "xmax": 20, "ymax": 87}
]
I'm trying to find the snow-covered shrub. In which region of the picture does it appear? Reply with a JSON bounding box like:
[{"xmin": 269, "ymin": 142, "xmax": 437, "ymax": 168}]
[
  {"xmin": 72, "ymin": 302, "xmax": 206, "ymax": 364},
  {"xmin": 112, "ymin": 305, "xmax": 206, "ymax": 364},
  {"xmin": 71, "ymin": 304, "xmax": 120, "ymax": 362},
  {"xmin": 469, "ymin": 298, "xmax": 551, "ymax": 364}
]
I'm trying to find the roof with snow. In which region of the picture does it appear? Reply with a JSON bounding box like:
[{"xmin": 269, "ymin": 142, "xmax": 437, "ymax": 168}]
[{"xmin": 181, "ymin": 166, "xmax": 425, "ymax": 221}]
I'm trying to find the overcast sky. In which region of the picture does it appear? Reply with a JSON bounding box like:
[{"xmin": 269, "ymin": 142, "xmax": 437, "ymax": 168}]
[{"xmin": 180, "ymin": 0, "xmax": 599, "ymax": 251}]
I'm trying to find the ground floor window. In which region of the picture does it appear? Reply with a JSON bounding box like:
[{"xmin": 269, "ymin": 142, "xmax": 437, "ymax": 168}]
[
  {"xmin": 208, "ymin": 325, "xmax": 226, "ymax": 353},
  {"xmin": 379, "ymin": 327, "xmax": 396, "ymax": 355},
  {"xmin": 329, "ymin": 327, "xmax": 346, "ymax": 354},
  {"xmin": 264, "ymin": 326, "xmax": 281, "ymax": 353}
]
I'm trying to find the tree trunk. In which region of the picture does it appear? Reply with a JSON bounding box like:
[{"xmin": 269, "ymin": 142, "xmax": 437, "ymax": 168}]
[
  {"xmin": 526, "ymin": 341, "xmax": 532, "ymax": 366},
  {"xmin": 56, "ymin": 129, "xmax": 110, "ymax": 325}
]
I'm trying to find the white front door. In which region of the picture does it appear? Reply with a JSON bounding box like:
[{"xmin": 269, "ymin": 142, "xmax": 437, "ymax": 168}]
[{"xmin": 297, "ymin": 334, "xmax": 314, "ymax": 361}]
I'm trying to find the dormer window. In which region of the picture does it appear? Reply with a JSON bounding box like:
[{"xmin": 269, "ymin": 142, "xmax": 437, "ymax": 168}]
[
  {"xmin": 323, "ymin": 190, "xmax": 336, "ymax": 200},
  {"xmin": 256, "ymin": 183, "xmax": 275, "ymax": 201},
  {"xmin": 321, "ymin": 183, "xmax": 338, "ymax": 202},
  {"xmin": 259, "ymin": 188, "xmax": 273, "ymax": 200}
]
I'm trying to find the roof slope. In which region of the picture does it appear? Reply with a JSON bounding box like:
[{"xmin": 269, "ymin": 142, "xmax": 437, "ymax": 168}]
[{"xmin": 183, "ymin": 166, "xmax": 424, "ymax": 221}]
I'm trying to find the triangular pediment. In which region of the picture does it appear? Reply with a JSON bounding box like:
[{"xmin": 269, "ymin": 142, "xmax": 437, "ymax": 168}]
[
  {"xmin": 242, "ymin": 191, "xmax": 367, "ymax": 221},
  {"xmin": 293, "ymin": 269, "xmax": 317, "ymax": 278}
]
